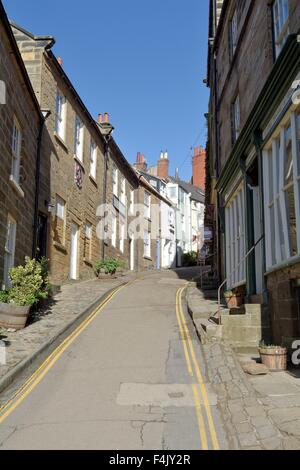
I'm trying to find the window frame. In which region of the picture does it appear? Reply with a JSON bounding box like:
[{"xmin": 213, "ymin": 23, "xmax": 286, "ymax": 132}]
[
  {"xmin": 143, "ymin": 230, "xmax": 151, "ymax": 258},
  {"xmin": 229, "ymin": 8, "xmax": 238, "ymax": 60},
  {"xmin": 55, "ymin": 90, "xmax": 67, "ymax": 140},
  {"xmin": 11, "ymin": 117, "xmax": 22, "ymax": 184},
  {"xmin": 89, "ymin": 138, "xmax": 97, "ymax": 179},
  {"xmin": 112, "ymin": 165, "xmax": 118, "ymax": 197},
  {"xmin": 144, "ymin": 191, "xmax": 151, "ymax": 219},
  {"xmin": 272, "ymin": 0, "xmax": 289, "ymax": 58},
  {"xmin": 74, "ymin": 115, "xmax": 84, "ymax": 162},
  {"xmin": 120, "ymin": 175, "xmax": 126, "ymax": 205},
  {"xmin": 3, "ymin": 214, "xmax": 17, "ymax": 289},
  {"xmin": 111, "ymin": 213, "xmax": 117, "ymax": 248}
]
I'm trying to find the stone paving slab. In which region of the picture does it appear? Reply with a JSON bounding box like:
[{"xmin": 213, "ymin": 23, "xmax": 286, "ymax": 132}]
[
  {"xmin": 0, "ymin": 273, "xmax": 140, "ymax": 394},
  {"xmin": 186, "ymin": 286, "xmax": 300, "ymax": 450}
]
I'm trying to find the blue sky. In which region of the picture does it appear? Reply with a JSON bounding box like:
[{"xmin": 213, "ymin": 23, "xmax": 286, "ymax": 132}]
[{"xmin": 4, "ymin": 0, "xmax": 209, "ymax": 181}]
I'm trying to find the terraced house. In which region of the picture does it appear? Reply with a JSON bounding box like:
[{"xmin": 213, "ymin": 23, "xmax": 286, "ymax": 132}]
[
  {"xmin": 0, "ymin": 3, "xmax": 43, "ymax": 288},
  {"xmin": 207, "ymin": 0, "xmax": 300, "ymax": 346},
  {"xmin": 11, "ymin": 23, "xmax": 139, "ymax": 285}
]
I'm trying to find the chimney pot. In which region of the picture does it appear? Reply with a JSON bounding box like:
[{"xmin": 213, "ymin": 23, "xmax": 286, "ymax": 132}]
[
  {"xmin": 57, "ymin": 56, "xmax": 63, "ymax": 66},
  {"xmin": 104, "ymin": 112, "xmax": 109, "ymax": 123},
  {"xmin": 98, "ymin": 113, "xmax": 103, "ymax": 124}
]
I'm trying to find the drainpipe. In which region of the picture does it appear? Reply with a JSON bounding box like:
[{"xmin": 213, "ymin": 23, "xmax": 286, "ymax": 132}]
[{"xmin": 32, "ymin": 111, "xmax": 50, "ymax": 259}]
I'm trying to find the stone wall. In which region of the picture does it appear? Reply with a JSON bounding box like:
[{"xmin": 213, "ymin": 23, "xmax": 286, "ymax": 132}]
[{"xmin": 0, "ymin": 20, "xmax": 40, "ymax": 284}]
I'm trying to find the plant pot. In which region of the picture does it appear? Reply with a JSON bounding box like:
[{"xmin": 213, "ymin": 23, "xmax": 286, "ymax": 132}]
[
  {"xmin": 224, "ymin": 294, "xmax": 243, "ymax": 308},
  {"xmin": 259, "ymin": 347, "xmax": 287, "ymax": 371},
  {"xmin": 0, "ymin": 302, "xmax": 31, "ymax": 330}
]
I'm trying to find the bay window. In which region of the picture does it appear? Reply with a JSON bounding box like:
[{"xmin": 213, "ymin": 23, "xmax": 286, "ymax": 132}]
[{"xmin": 263, "ymin": 109, "xmax": 300, "ymax": 270}]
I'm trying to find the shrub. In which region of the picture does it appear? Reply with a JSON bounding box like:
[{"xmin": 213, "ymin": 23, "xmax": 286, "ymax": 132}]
[
  {"xmin": 182, "ymin": 251, "xmax": 198, "ymax": 267},
  {"xmin": 0, "ymin": 291, "xmax": 9, "ymax": 303},
  {"xmin": 6, "ymin": 257, "xmax": 50, "ymax": 307},
  {"xmin": 95, "ymin": 258, "xmax": 125, "ymax": 275}
]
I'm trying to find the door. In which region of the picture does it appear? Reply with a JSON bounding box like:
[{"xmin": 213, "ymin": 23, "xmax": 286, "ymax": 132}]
[
  {"xmin": 129, "ymin": 236, "xmax": 135, "ymax": 271},
  {"xmin": 70, "ymin": 223, "xmax": 79, "ymax": 280},
  {"xmin": 156, "ymin": 238, "xmax": 161, "ymax": 270},
  {"xmin": 36, "ymin": 213, "xmax": 48, "ymax": 259}
]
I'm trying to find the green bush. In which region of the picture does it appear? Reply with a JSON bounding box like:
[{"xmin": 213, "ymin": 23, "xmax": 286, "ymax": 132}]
[
  {"xmin": 95, "ymin": 258, "xmax": 125, "ymax": 275},
  {"xmin": 182, "ymin": 251, "xmax": 198, "ymax": 267},
  {"xmin": 1, "ymin": 257, "xmax": 51, "ymax": 307},
  {"xmin": 0, "ymin": 290, "xmax": 9, "ymax": 303}
]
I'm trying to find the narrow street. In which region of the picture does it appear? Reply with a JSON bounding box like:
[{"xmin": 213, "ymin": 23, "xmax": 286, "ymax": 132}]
[{"xmin": 0, "ymin": 271, "xmax": 227, "ymax": 450}]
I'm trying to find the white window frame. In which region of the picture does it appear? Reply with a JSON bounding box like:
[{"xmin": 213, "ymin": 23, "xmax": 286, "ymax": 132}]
[
  {"xmin": 144, "ymin": 230, "xmax": 151, "ymax": 258},
  {"xmin": 272, "ymin": 0, "xmax": 289, "ymax": 58},
  {"xmin": 11, "ymin": 117, "xmax": 22, "ymax": 184},
  {"xmin": 225, "ymin": 185, "xmax": 246, "ymax": 288},
  {"xmin": 55, "ymin": 90, "xmax": 66, "ymax": 140},
  {"xmin": 120, "ymin": 175, "xmax": 126, "ymax": 205},
  {"xmin": 129, "ymin": 190, "xmax": 135, "ymax": 214},
  {"xmin": 111, "ymin": 213, "xmax": 117, "ymax": 248},
  {"xmin": 229, "ymin": 9, "xmax": 238, "ymax": 58},
  {"xmin": 55, "ymin": 195, "xmax": 66, "ymax": 220},
  {"xmin": 3, "ymin": 215, "xmax": 17, "ymax": 288},
  {"xmin": 232, "ymin": 94, "xmax": 241, "ymax": 142},
  {"xmin": 74, "ymin": 115, "xmax": 84, "ymax": 162},
  {"xmin": 263, "ymin": 109, "xmax": 300, "ymax": 270},
  {"xmin": 144, "ymin": 191, "xmax": 151, "ymax": 219},
  {"xmin": 119, "ymin": 220, "xmax": 125, "ymax": 253},
  {"xmin": 89, "ymin": 139, "xmax": 97, "ymax": 179},
  {"xmin": 112, "ymin": 165, "xmax": 118, "ymax": 197}
]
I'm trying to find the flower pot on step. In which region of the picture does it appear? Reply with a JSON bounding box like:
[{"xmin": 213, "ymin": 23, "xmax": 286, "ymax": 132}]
[
  {"xmin": 0, "ymin": 302, "xmax": 31, "ymax": 330},
  {"xmin": 259, "ymin": 346, "xmax": 287, "ymax": 371},
  {"xmin": 224, "ymin": 293, "xmax": 243, "ymax": 308}
]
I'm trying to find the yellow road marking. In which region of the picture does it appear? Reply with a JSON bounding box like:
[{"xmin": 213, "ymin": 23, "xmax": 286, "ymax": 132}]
[
  {"xmin": 175, "ymin": 288, "xmax": 208, "ymax": 450},
  {"xmin": 0, "ymin": 282, "xmax": 131, "ymax": 424},
  {"xmin": 177, "ymin": 286, "xmax": 220, "ymax": 450}
]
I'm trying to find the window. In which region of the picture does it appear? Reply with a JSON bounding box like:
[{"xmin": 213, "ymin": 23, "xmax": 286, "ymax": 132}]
[
  {"xmin": 144, "ymin": 191, "xmax": 151, "ymax": 219},
  {"xmin": 55, "ymin": 90, "xmax": 66, "ymax": 140},
  {"xmin": 89, "ymin": 139, "xmax": 97, "ymax": 179},
  {"xmin": 11, "ymin": 117, "xmax": 22, "ymax": 184},
  {"xmin": 120, "ymin": 176, "xmax": 126, "ymax": 205},
  {"xmin": 167, "ymin": 186, "xmax": 177, "ymax": 200},
  {"xmin": 144, "ymin": 230, "xmax": 151, "ymax": 258},
  {"xmin": 263, "ymin": 110, "xmax": 300, "ymax": 269},
  {"xmin": 225, "ymin": 186, "xmax": 246, "ymax": 288},
  {"xmin": 55, "ymin": 195, "xmax": 65, "ymax": 220},
  {"xmin": 54, "ymin": 195, "xmax": 66, "ymax": 245},
  {"xmin": 112, "ymin": 165, "xmax": 118, "ymax": 196},
  {"xmin": 272, "ymin": 0, "xmax": 289, "ymax": 58},
  {"xmin": 120, "ymin": 220, "xmax": 125, "ymax": 253},
  {"xmin": 129, "ymin": 190, "xmax": 135, "ymax": 214},
  {"xmin": 74, "ymin": 116, "xmax": 84, "ymax": 161},
  {"xmin": 84, "ymin": 222, "xmax": 92, "ymax": 261},
  {"xmin": 3, "ymin": 215, "xmax": 16, "ymax": 288},
  {"xmin": 231, "ymin": 94, "xmax": 241, "ymax": 143},
  {"xmin": 229, "ymin": 9, "xmax": 238, "ymax": 59},
  {"xmin": 111, "ymin": 214, "xmax": 117, "ymax": 247}
]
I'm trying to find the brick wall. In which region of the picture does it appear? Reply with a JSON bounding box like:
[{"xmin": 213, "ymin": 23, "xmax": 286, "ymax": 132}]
[
  {"xmin": 0, "ymin": 20, "xmax": 40, "ymax": 284},
  {"xmin": 267, "ymin": 263, "xmax": 300, "ymax": 345}
]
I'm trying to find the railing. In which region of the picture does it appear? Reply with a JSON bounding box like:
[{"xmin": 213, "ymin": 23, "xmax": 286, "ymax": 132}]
[
  {"xmin": 198, "ymin": 252, "xmax": 217, "ymax": 289},
  {"xmin": 217, "ymin": 235, "xmax": 265, "ymax": 322}
]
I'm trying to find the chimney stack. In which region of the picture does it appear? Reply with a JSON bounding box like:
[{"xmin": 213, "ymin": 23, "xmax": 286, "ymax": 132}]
[
  {"xmin": 192, "ymin": 146, "xmax": 206, "ymax": 191},
  {"xmin": 134, "ymin": 152, "xmax": 147, "ymax": 172},
  {"xmin": 157, "ymin": 150, "xmax": 169, "ymax": 179}
]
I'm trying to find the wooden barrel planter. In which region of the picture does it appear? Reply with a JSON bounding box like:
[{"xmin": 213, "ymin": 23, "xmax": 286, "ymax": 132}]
[
  {"xmin": 259, "ymin": 346, "xmax": 287, "ymax": 371},
  {"xmin": 0, "ymin": 302, "xmax": 31, "ymax": 330}
]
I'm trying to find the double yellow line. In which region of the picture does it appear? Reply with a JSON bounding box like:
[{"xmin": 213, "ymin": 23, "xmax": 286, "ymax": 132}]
[
  {"xmin": 0, "ymin": 282, "xmax": 130, "ymax": 424},
  {"xmin": 175, "ymin": 286, "xmax": 220, "ymax": 450}
]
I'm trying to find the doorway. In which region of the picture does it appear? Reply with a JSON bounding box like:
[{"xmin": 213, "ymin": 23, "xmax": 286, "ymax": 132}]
[
  {"xmin": 70, "ymin": 223, "xmax": 79, "ymax": 280},
  {"xmin": 36, "ymin": 213, "xmax": 48, "ymax": 259}
]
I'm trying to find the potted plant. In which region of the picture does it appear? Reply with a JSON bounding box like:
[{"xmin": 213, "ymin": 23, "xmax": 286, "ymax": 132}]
[
  {"xmin": 0, "ymin": 257, "xmax": 50, "ymax": 330},
  {"xmin": 95, "ymin": 258, "xmax": 125, "ymax": 278},
  {"xmin": 259, "ymin": 341, "xmax": 287, "ymax": 371},
  {"xmin": 224, "ymin": 289, "xmax": 243, "ymax": 308}
]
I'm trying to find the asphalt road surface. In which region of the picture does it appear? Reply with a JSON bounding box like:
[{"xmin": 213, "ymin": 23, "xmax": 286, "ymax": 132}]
[{"xmin": 0, "ymin": 269, "xmax": 228, "ymax": 450}]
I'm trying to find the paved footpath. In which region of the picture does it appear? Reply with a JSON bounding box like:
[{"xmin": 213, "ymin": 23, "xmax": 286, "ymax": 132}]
[{"xmin": 0, "ymin": 270, "xmax": 228, "ymax": 450}]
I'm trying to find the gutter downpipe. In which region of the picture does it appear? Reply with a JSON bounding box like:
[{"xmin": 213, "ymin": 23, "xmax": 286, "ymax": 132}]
[{"xmin": 32, "ymin": 115, "xmax": 47, "ymax": 259}]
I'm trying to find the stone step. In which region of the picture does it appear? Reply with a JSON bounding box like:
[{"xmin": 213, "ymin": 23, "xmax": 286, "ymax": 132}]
[{"xmin": 198, "ymin": 319, "xmax": 223, "ymax": 340}]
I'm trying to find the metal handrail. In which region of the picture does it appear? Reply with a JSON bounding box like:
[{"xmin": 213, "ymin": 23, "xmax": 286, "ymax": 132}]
[{"xmin": 217, "ymin": 235, "xmax": 265, "ymax": 322}]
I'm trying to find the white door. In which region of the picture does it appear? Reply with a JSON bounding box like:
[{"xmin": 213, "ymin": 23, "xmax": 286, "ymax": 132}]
[
  {"xmin": 130, "ymin": 236, "xmax": 134, "ymax": 271},
  {"xmin": 70, "ymin": 223, "xmax": 79, "ymax": 280}
]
